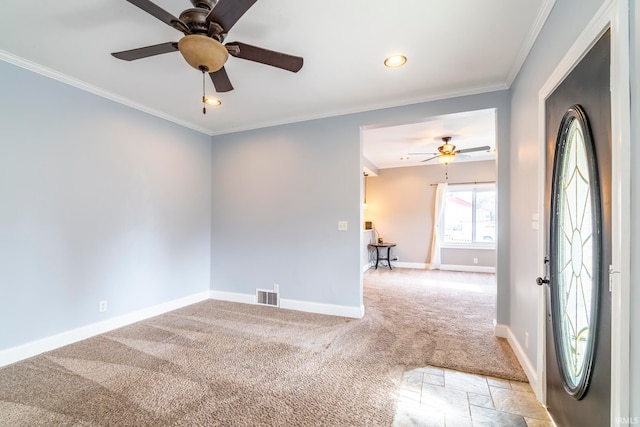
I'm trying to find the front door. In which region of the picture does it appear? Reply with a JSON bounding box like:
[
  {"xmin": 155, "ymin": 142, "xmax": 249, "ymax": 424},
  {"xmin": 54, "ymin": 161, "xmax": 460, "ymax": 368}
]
[{"xmin": 543, "ymin": 30, "xmax": 612, "ymax": 426}]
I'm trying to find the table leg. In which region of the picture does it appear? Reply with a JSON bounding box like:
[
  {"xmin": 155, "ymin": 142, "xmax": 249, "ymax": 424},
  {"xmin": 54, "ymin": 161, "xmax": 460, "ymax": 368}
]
[
  {"xmin": 387, "ymin": 246, "xmax": 393, "ymax": 270},
  {"xmin": 375, "ymin": 246, "xmax": 380, "ymax": 269}
]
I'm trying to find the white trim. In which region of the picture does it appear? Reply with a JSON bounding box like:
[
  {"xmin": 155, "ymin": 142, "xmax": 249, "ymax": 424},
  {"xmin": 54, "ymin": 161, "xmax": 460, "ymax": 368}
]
[
  {"xmin": 210, "ymin": 290, "xmax": 365, "ymax": 318},
  {"xmin": 209, "ymin": 82, "xmax": 509, "ymax": 136},
  {"xmin": 208, "ymin": 290, "xmax": 256, "ymax": 305},
  {"xmin": 280, "ymin": 299, "xmax": 365, "ymax": 319},
  {"xmin": 0, "ymin": 49, "xmax": 507, "ymax": 138},
  {"xmin": 0, "ymin": 291, "xmax": 211, "ymax": 368},
  {"xmin": 441, "ymin": 244, "xmax": 496, "ymax": 251},
  {"xmin": 368, "ymin": 262, "xmax": 495, "ymax": 273},
  {"xmin": 0, "ymin": 50, "xmax": 212, "ymax": 136},
  {"xmin": 362, "ymin": 262, "xmax": 372, "ymax": 273},
  {"xmin": 394, "ymin": 262, "xmax": 428, "ymax": 269},
  {"xmin": 609, "ymin": 0, "xmax": 631, "ymax": 424},
  {"xmin": 0, "ymin": 290, "xmax": 367, "ymax": 367},
  {"xmin": 536, "ymin": 0, "xmax": 631, "ymax": 423},
  {"xmin": 495, "ymin": 324, "xmax": 541, "ymax": 401},
  {"xmin": 505, "ymin": 0, "xmax": 557, "ymax": 86},
  {"xmin": 439, "ymin": 264, "xmax": 496, "ymax": 274}
]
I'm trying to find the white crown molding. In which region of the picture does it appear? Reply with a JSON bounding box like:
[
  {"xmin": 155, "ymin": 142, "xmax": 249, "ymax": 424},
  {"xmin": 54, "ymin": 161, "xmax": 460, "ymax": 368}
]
[
  {"xmin": 210, "ymin": 82, "xmax": 510, "ymax": 136},
  {"xmin": 0, "ymin": 50, "xmax": 213, "ymax": 136},
  {"xmin": 505, "ymin": 0, "xmax": 557, "ymax": 86}
]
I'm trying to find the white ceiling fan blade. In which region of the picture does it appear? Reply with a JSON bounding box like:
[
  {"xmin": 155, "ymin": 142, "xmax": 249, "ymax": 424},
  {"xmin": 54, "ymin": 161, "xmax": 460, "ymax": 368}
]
[
  {"xmin": 421, "ymin": 156, "xmax": 439, "ymax": 162},
  {"xmin": 457, "ymin": 145, "xmax": 491, "ymax": 154}
]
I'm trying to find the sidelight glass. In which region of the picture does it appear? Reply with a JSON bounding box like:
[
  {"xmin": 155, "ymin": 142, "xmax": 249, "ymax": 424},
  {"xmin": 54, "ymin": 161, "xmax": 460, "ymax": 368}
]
[{"xmin": 550, "ymin": 105, "xmax": 601, "ymax": 399}]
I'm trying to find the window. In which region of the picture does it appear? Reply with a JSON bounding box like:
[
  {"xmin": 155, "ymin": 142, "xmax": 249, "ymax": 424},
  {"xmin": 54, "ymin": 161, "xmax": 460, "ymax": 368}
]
[{"xmin": 442, "ymin": 183, "xmax": 495, "ymax": 247}]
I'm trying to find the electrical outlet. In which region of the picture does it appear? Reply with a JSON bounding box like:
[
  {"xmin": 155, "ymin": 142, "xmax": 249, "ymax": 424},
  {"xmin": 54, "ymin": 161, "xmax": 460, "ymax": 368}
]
[
  {"xmin": 99, "ymin": 300, "xmax": 107, "ymax": 313},
  {"xmin": 337, "ymin": 220, "xmax": 348, "ymax": 231},
  {"xmin": 525, "ymin": 332, "xmax": 529, "ymax": 349},
  {"xmin": 473, "ymin": 257, "xmax": 478, "ymax": 264},
  {"xmin": 273, "ymin": 283, "xmax": 279, "ymax": 293}
]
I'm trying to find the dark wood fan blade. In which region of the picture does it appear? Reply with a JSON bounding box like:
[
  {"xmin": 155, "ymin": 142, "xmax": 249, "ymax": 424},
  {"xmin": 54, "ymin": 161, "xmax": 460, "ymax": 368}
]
[
  {"xmin": 421, "ymin": 156, "xmax": 439, "ymax": 162},
  {"xmin": 226, "ymin": 42, "xmax": 303, "ymax": 72},
  {"xmin": 111, "ymin": 42, "xmax": 179, "ymax": 61},
  {"xmin": 125, "ymin": 0, "xmax": 190, "ymax": 34},
  {"xmin": 208, "ymin": 0, "xmax": 257, "ymax": 33},
  {"xmin": 457, "ymin": 145, "xmax": 491, "ymax": 154},
  {"xmin": 209, "ymin": 67, "xmax": 234, "ymax": 92}
]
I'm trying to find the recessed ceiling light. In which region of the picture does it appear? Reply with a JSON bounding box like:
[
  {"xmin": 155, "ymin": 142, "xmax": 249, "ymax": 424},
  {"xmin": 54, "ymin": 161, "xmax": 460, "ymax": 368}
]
[
  {"xmin": 384, "ymin": 55, "xmax": 407, "ymax": 68},
  {"xmin": 204, "ymin": 97, "xmax": 222, "ymax": 106}
]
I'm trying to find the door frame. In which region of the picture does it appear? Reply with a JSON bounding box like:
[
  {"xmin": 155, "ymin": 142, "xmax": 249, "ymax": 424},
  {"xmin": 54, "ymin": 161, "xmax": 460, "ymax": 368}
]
[{"xmin": 536, "ymin": 0, "xmax": 631, "ymax": 424}]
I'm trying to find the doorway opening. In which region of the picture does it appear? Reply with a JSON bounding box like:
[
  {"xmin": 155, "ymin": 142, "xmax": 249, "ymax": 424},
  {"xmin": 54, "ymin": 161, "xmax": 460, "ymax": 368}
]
[
  {"xmin": 360, "ymin": 109, "xmax": 497, "ymax": 270},
  {"xmin": 359, "ymin": 108, "xmax": 499, "ymax": 313}
]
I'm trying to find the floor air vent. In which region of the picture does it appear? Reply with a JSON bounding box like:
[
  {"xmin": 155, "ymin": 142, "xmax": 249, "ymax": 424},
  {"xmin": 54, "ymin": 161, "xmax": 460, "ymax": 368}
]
[{"xmin": 256, "ymin": 289, "xmax": 279, "ymax": 307}]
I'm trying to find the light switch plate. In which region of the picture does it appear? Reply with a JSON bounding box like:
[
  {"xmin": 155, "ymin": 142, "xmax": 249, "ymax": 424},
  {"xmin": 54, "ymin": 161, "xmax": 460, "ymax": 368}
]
[{"xmin": 338, "ymin": 220, "xmax": 348, "ymax": 231}]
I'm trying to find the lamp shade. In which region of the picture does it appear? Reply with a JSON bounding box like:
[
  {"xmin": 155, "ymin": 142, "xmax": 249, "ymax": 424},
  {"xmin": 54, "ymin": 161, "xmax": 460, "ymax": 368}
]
[
  {"xmin": 438, "ymin": 154, "xmax": 455, "ymax": 164},
  {"xmin": 178, "ymin": 35, "xmax": 228, "ymax": 72}
]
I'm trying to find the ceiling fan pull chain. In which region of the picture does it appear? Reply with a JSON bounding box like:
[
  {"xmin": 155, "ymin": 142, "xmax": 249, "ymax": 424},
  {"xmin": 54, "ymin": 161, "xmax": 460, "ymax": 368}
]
[
  {"xmin": 445, "ymin": 163, "xmax": 449, "ymax": 180},
  {"xmin": 201, "ymin": 69, "xmax": 208, "ymax": 114}
]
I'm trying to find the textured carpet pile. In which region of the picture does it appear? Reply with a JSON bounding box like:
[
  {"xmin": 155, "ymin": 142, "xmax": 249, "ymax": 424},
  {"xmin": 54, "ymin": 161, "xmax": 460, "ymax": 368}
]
[{"xmin": 0, "ymin": 269, "xmax": 525, "ymax": 426}]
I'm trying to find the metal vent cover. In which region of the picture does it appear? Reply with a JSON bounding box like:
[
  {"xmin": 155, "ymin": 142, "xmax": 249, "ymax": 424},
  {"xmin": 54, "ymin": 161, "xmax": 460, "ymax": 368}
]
[{"xmin": 256, "ymin": 289, "xmax": 279, "ymax": 307}]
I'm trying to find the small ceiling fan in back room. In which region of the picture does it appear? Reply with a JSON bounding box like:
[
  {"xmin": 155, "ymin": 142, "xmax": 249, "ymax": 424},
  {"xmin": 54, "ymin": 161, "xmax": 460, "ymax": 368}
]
[
  {"xmin": 111, "ymin": 0, "xmax": 304, "ymax": 112},
  {"xmin": 409, "ymin": 136, "xmax": 491, "ymax": 180},
  {"xmin": 409, "ymin": 137, "xmax": 491, "ymax": 165}
]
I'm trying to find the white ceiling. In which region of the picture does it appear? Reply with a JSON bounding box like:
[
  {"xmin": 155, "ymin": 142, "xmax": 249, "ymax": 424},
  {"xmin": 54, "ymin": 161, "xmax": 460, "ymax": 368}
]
[{"xmin": 0, "ymin": 0, "xmax": 552, "ymax": 136}]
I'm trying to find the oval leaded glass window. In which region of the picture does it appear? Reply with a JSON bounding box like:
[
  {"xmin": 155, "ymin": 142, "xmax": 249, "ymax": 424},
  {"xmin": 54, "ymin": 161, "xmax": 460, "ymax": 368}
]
[{"xmin": 549, "ymin": 105, "xmax": 601, "ymax": 400}]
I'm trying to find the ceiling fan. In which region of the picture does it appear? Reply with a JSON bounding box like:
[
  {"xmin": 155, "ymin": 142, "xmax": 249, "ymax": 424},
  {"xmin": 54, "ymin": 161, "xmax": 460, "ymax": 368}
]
[
  {"xmin": 111, "ymin": 0, "xmax": 304, "ymax": 94},
  {"xmin": 409, "ymin": 137, "xmax": 491, "ymax": 165}
]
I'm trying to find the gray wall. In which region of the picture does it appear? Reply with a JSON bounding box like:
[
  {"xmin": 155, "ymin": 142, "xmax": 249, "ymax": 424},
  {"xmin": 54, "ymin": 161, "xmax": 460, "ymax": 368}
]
[
  {"xmin": 210, "ymin": 117, "xmax": 363, "ymax": 307},
  {"xmin": 508, "ymin": 0, "xmax": 609, "ymax": 381},
  {"xmin": 364, "ymin": 161, "xmax": 496, "ymax": 267},
  {"xmin": 212, "ymin": 90, "xmax": 511, "ymax": 322},
  {"xmin": 0, "ymin": 61, "xmax": 212, "ymax": 350},
  {"xmin": 630, "ymin": 0, "xmax": 639, "ymax": 418}
]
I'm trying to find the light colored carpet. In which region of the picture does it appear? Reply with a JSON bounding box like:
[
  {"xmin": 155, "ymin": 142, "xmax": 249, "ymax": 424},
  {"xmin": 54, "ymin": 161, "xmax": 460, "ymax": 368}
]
[{"xmin": 0, "ymin": 268, "xmax": 525, "ymax": 426}]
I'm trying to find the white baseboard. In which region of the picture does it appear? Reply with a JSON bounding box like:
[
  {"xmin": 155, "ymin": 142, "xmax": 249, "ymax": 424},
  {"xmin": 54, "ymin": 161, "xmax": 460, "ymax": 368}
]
[
  {"xmin": 280, "ymin": 298, "xmax": 365, "ymax": 319},
  {"xmin": 383, "ymin": 262, "xmax": 495, "ymax": 273},
  {"xmin": 362, "ymin": 262, "xmax": 372, "ymax": 272},
  {"xmin": 440, "ymin": 264, "xmax": 496, "ymax": 273},
  {"xmin": 209, "ymin": 290, "xmax": 256, "ymax": 305},
  {"xmin": 209, "ymin": 290, "xmax": 365, "ymax": 319},
  {"xmin": 0, "ymin": 291, "xmax": 211, "ymax": 368},
  {"xmin": 1, "ymin": 289, "xmax": 366, "ymax": 367},
  {"xmin": 393, "ymin": 262, "xmax": 428, "ymax": 269},
  {"xmin": 494, "ymin": 323, "xmax": 540, "ymax": 400}
]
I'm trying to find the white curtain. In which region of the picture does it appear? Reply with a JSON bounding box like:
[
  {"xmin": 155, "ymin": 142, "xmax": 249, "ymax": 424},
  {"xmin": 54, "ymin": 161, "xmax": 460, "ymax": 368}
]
[{"xmin": 428, "ymin": 182, "xmax": 448, "ymax": 270}]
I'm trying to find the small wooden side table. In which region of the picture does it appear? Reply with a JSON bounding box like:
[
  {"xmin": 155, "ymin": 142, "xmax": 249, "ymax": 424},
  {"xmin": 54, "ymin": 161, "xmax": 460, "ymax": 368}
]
[{"xmin": 369, "ymin": 243, "xmax": 397, "ymax": 270}]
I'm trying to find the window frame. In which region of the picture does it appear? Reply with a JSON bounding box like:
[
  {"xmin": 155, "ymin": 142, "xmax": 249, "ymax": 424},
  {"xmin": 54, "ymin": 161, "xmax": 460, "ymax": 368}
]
[{"xmin": 440, "ymin": 182, "xmax": 496, "ymax": 250}]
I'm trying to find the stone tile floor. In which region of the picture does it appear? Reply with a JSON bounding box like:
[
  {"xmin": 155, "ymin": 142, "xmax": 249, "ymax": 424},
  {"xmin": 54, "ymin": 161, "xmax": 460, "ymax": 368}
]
[{"xmin": 393, "ymin": 366, "xmax": 555, "ymax": 427}]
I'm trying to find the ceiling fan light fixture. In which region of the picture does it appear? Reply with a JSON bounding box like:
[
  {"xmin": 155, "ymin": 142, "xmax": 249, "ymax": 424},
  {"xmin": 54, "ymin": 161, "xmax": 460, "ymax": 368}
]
[
  {"xmin": 438, "ymin": 154, "xmax": 455, "ymax": 165},
  {"xmin": 178, "ymin": 34, "xmax": 229, "ymax": 72},
  {"xmin": 204, "ymin": 97, "xmax": 222, "ymax": 106},
  {"xmin": 384, "ymin": 55, "xmax": 407, "ymax": 68}
]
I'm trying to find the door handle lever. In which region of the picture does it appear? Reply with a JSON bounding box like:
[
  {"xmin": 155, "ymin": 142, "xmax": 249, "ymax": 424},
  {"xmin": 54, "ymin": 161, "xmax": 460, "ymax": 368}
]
[{"xmin": 536, "ymin": 276, "xmax": 550, "ymax": 286}]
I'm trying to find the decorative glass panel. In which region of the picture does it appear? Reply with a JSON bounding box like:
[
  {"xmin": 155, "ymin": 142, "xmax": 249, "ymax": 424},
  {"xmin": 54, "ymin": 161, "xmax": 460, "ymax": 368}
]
[{"xmin": 550, "ymin": 105, "xmax": 601, "ymax": 399}]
